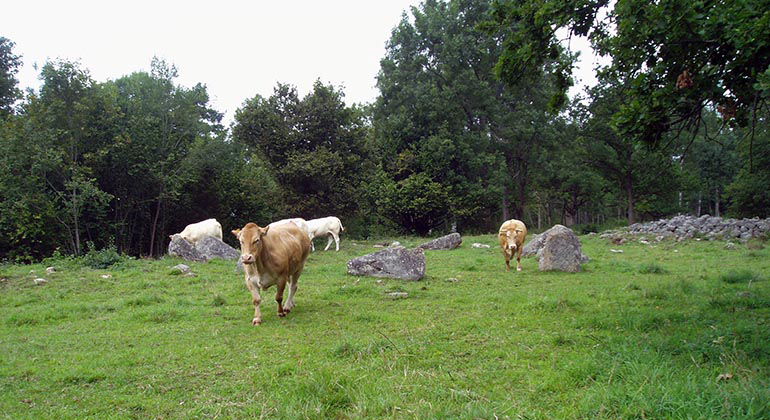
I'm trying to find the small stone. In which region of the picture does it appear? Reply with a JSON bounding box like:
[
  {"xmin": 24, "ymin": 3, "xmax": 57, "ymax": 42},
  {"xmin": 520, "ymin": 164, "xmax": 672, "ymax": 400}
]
[
  {"xmin": 716, "ymin": 373, "xmax": 733, "ymax": 381},
  {"xmin": 183, "ymin": 272, "xmax": 198, "ymax": 278},
  {"xmin": 170, "ymin": 264, "xmax": 191, "ymax": 275},
  {"xmin": 33, "ymin": 278, "xmax": 47, "ymax": 285},
  {"xmin": 372, "ymin": 244, "xmax": 384, "ymax": 248},
  {"xmin": 724, "ymin": 242, "xmax": 737, "ymax": 250},
  {"xmin": 471, "ymin": 243, "xmax": 491, "ymax": 249},
  {"xmin": 445, "ymin": 277, "xmax": 460, "ymax": 282},
  {"xmin": 639, "ymin": 240, "xmax": 650, "ymax": 245},
  {"xmin": 45, "ymin": 266, "xmax": 56, "ymax": 275},
  {"xmin": 610, "ymin": 249, "xmax": 624, "ymax": 253},
  {"xmin": 100, "ymin": 274, "xmax": 112, "ymax": 279},
  {"xmin": 386, "ymin": 292, "xmax": 408, "ymax": 299},
  {"xmin": 390, "ymin": 241, "xmax": 401, "ymax": 247}
]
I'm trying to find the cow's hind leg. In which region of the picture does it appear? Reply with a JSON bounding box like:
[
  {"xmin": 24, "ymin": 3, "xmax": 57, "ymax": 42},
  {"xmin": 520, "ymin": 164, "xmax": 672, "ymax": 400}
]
[
  {"xmin": 246, "ymin": 277, "xmax": 263, "ymax": 326},
  {"xmin": 323, "ymin": 233, "xmax": 334, "ymax": 251},
  {"xmin": 284, "ymin": 276, "xmax": 299, "ymax": 313},
  {"xmin": 332, "ymin": 231, "xmax": 340, "ymax": 251},
  {"xmin": 275, "ymin": 279, "xmax": 287, "ymax": 317}
]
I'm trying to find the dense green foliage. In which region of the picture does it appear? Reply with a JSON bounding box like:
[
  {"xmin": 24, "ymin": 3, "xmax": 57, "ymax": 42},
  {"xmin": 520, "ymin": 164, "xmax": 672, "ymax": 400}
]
[
  {"xmin": 0, "ymin": 37, "xmax": 21, "ymax": 117},
  {"xmin": 1, "ymin": 0, "xmax": 769, "ymax": 261},
  {"xmin": 488, "ymin": 0, "xmax": 770, "ymax": 145},
  {"xmin": 1, "ymin": 236, "xmax": 768, "ymax": 418}
]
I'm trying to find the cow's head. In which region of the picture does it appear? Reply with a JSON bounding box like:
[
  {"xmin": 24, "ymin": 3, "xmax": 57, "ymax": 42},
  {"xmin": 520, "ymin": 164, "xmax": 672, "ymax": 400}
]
[
  {"xmin": 502, "ymin": 230, "xmax": 519, "ymax": 255},
  {"xmin": 232, "ymin": 222, "xmax": 270, "ymax": 265}
]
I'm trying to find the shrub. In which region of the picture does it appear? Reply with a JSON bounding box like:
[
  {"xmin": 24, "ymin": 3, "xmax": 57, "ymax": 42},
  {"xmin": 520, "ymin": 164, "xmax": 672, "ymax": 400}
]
[{"xmin": 80, "ymin": 242, "xmax": 129, "ymax": 269}]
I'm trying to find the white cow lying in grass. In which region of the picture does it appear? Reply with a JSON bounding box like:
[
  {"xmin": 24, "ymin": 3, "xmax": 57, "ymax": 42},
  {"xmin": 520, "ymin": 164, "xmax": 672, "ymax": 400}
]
[
  {"xmin": 169, "ymin": 218, "xmax": 223, "ymax": 244},
  {"xmin": 306, "ymin": 216, "xmax": 344, "ymax": 251}
]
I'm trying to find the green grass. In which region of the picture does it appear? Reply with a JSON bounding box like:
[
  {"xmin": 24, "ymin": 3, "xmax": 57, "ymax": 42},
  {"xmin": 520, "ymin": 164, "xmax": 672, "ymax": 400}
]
[{"xmin": 1, "ymin": 235, "xmax": 769, "ymax": 419}]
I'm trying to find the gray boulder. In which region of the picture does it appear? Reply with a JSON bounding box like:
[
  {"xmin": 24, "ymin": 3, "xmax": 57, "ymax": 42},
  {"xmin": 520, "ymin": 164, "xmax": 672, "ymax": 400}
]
[
  {"xmin": 168, "ymin": 236, "xmax": 206, "ymax": 262},
  {"xmin": 347, "ymin": 247, "xmax": 426, "ymax": 281},
  {"xmin": 523, "ymin": 225, "xmax": 589, "ymax": 262},
  {"xmin": 169, "ymin": 236, "xmax": 240, "ymax": 262},
  {"xmin": 521, "ymin": 233, "xmax": 546, "ymax": 257},
  {"xmin": 538, "ymin": 225, "xmax": 585, "ymax": 272},
  {"xmin": 195, "ymin": 236, "xmax": 240, "ymax": 260},
  {"xmin": 417, "ymin": 233, "xmax": 462, "ymax": 250}
]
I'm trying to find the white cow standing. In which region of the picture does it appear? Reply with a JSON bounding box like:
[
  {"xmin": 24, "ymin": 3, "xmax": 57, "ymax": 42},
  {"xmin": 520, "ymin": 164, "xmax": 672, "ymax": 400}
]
[
  {"xmin": 306, "ymin": 216, "xmax": 344, "ymax": 251},
  {"xmin": 169, "ymin": 218, "xmax": 223, "ymax": 244},
  {"xmin": 268, "ymin": 218, "xmax": 310, "ymax": 238}
]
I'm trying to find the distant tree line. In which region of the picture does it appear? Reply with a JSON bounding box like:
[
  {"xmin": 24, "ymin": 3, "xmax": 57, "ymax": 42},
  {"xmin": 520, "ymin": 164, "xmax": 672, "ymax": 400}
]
[{"xmin": 1, "ymin": 0, "xmax": 768, "ymax": 261}]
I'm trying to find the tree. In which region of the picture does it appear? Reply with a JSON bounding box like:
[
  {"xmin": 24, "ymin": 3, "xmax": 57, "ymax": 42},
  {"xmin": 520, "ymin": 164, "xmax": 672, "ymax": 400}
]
[
  {"xmin": 575, "ymin": 81, "xmax": 681, "ymax": 223},
  {"xmin": 101, "ymin": 57, "xmax": 224, "ymax": 256},
  {"xmin": 0, "ymin": 37, "xmax": 22, "ymax": 117},
  {"xmin": 374, "ymin": 0, "xmax": 563, "ymax": 231},
  {"xmin": 726, "ymin": 108, "xmax": 770, "ymax": 218},
  {"xmin": 19, "ymin": 60, "xmax": 118, "ymax": 255},
  {"xmin": 233, "ymin": 80, "xmax": 371, "ymax": 221},
  {"xmin": 488, "ymin": 0, "xmax": 770, "ymax": 150}
]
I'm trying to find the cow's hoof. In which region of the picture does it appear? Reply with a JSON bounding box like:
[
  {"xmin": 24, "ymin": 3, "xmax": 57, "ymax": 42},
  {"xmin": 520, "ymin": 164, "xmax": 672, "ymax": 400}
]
[
  {"xmin": 517, "ymin": 267, "xmax": 522, "ymax": 272},
  {"xmin": 277, "ymin": 312, "xmax": 286, "ymax": 317},
  {"xmin": 283, "ymin": 307, "xmax": 291, "ymax": 314},
  {"xmin": 252, "ymin": 318, "xmax": 261, "ymax": 326}
]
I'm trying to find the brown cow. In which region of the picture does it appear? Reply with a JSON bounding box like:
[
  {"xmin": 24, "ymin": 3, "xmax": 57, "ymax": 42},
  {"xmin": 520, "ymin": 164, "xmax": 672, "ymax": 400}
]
[
  {"xmin": 232, "ymin": 222, "xmax": 311, "ymax": 325},
  {"xmin": 498, "ymin": 219, "xmax": 528, "ymax": 272}
]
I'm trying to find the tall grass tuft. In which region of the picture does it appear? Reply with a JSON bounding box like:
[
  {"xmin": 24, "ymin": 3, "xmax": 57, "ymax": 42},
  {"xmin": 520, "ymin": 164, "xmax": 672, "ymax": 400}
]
[
  {"xmin": 720, "ymin": 270, "xmax": 761, "ymax": 284},
  {"xmin": 639, "ymin": 263, "xmax": 669, "ymax": 274}
]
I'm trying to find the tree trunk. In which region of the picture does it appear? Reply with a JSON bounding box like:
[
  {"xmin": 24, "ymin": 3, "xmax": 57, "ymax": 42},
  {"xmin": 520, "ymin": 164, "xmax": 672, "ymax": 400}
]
[
  {"xmin": 625, "ymin": 174, "xmax": 635, "ymax": 224},
  {"xmin": 72, "ymin": 188, "xmax": 81, "ymax": 255},
  {"xmin": 715, "ymin": 187, "xmax": 720, "ymax": 217},
  {"xmin": 501, "ymin": 186, "xmax": 510, "ymax": 221},
  {"xmin": 696, "ymin": 191, "xmax": 702, "ymax": 216},
  {"xmin": 149, "ymin": 198, "xmax": 162, "ymax": 257}
]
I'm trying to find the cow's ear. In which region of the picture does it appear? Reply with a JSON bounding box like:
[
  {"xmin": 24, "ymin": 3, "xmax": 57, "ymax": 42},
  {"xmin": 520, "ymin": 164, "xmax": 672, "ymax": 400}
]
[
  {"xmin": 231, "ymin": 229, "xmax": 241, "ymax": 238},
  {"xmin": 261, "ymin": 226, "xmax": 270, "ymax": 236}
]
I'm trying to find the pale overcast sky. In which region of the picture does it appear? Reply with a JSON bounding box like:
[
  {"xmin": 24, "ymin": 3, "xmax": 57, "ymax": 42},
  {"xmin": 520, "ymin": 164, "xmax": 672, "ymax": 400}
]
[{"xmin": 3, "ymin": 1, "xmax": 601, "ymax": 125}]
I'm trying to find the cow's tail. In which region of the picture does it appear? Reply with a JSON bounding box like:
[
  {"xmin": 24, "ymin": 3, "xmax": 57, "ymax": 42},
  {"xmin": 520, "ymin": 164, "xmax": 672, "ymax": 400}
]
[{"xmin": 340, "ymin": 221, "xmax": 345, "ymax": 232}]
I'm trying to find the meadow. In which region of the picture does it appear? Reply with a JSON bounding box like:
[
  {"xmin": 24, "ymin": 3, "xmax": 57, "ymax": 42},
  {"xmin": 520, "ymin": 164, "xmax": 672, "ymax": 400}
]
[{"xmin": 1, "ymin": 235, "xmax": 769, "ymax": 419}]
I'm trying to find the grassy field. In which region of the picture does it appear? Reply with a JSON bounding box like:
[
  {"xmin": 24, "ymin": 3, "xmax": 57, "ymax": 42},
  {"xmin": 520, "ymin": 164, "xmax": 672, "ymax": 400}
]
[{"xmin": 1, "ymin": 235, "xmax": 769, "ymax": 419}]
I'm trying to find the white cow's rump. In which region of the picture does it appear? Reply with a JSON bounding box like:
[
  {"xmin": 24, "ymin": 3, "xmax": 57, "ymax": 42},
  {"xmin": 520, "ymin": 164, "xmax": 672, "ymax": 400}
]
[{"xmin": 306, "ymin": 216, "xmax": 344, "ymax": 251}]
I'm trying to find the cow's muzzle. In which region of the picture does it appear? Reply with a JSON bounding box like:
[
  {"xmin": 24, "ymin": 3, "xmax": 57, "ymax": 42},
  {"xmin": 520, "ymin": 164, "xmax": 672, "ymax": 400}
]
[{"xmin": 241, "ymin": 254, "xmax": 255, "ymax": 264}]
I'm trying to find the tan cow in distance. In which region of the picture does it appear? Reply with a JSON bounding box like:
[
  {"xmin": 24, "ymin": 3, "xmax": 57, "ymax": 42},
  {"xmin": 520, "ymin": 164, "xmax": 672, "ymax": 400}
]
[
  {"xmin": 499, "ymin": 219, "xmax": 528, "ymax": 272},
  {"xmin": 232, "ymin": 222, "xmax": 311, "ymax": 325}
]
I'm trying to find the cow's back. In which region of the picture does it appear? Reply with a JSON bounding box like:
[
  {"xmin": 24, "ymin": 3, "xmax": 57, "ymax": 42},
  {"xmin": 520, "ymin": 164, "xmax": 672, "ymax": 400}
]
[
  {"xmin": 499, "ymin": 219, "xmax": 528, "ymax": 244},
  {"xmin": 259, "ymin": 224, "xmax": 311, "ymax": 276}
]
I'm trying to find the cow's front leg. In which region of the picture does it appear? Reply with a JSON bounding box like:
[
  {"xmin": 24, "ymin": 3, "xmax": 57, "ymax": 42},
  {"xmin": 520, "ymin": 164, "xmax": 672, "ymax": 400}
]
[
  {"xmin": 246, "ymin": 276, "xmax": 263, "ymax": 325},
  {"xmin": 516, "ymin": 247, "xmax": 523, "ymax": 272},
  {"xmin": 504, "ymin": 252, "xmax": 511, "ymax": 272},
  {"xmin": 275, "ymin": 279, "xmax": 287, "ymax": 317}
]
